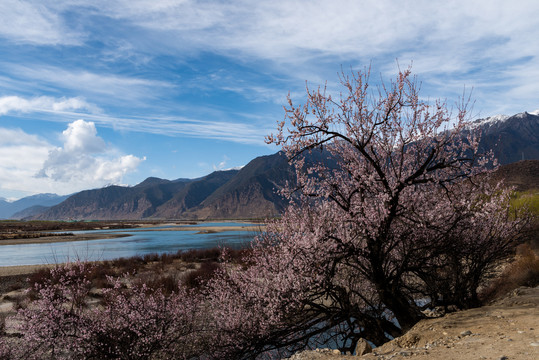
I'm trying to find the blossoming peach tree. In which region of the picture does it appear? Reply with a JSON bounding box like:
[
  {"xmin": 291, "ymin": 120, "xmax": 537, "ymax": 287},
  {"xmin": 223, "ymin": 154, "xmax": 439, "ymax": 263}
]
[{"xmin": 203, "ymin": 66, "xmax": 528, "ymax": 358}]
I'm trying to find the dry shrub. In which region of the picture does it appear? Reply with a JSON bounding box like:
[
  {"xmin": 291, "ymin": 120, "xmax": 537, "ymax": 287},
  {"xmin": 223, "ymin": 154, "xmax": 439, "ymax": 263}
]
[
  {"xmin": 178, "ymin": 247, "xmax": 222, "ymax": 262},
  {"xmin": 26, "ymin": 267, "xmax": 55, "ymax": 301},
  {"xmin": 0, "ymin": 313, "xmax": 5, "ymax": 336},
  {"xmin": 143, "ymin": 253, "xmax": 159, "ymax": 263},
  {"xmin": 159, "ymin": 253, "xmax": 175, "ymax": 265},
  {"xmin": 480, "ymin": 243, "xmax": 539, "ymax": 302},
  {"xmin": 110, "ymin": 256, "xmax": 144, "ymax": 274},
  {"xmin": 177, "ymin": 247, "xmax": 252, "ymax": 264},
  {"xmin": 135, "ymin": 274, "xmax": 180, "ymax": 295},
  {"xmin": 88, "ymin": 264, "xmax": 117, "ymax": 289},
  {"xmin": 182, "ymin": 261, "xmax": 221, "ymax": 289},
  {"xmin": 26, "ymin": 267, "xmax": 51, "ymax": 287}
]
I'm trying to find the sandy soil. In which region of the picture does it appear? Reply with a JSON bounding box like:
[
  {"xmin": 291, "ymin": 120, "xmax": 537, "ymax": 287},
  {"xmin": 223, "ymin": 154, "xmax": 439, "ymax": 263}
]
[
  {"xmin": 0, "ymin": 232, "xmax": 130, "ymax": 246},
  {"xmin": 289, "ymin": 286, "xmax": 539, "ymax": 359},
  {"xmin": 0, "ymin": 264, "xmax": 56, "ymax": 277}
]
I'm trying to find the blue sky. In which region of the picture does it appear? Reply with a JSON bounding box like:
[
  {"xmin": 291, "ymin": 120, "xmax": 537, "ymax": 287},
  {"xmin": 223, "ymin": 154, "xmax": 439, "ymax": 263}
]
[{"xmin": 0, "ymin": 0, "xmax": 538, "ymax": 200}]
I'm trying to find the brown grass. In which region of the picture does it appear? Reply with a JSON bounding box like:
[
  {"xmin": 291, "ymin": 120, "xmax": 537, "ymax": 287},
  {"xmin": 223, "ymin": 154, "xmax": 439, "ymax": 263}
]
[
  {"xmin": 480, "ymin": 243, "xmax": 539, "ymax": 302},
  {"xmin": 17, "ymin": 246, "xmax": 251, "ymax": 300}
]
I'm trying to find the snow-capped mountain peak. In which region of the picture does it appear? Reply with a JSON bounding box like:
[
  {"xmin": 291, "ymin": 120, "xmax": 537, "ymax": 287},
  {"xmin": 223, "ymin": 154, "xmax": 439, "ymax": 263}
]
[{"xmin": 468, "ymin": 114, "xmax": 510, "ymax": 129}]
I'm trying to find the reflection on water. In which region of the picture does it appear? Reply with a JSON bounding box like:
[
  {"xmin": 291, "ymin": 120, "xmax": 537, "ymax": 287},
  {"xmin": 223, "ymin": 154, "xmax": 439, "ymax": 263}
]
[{"xmin": 0, "ymin": 223, "xmax": 260, "ymax": 266}]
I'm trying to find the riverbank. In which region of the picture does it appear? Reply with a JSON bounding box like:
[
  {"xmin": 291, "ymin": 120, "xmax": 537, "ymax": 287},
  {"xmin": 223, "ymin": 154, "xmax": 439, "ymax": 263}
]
[
  {"xmin": 0, "ymin": 232, "xmax": 131, "ymax": 246},
  {"xmin": 0, "ymin": 263, "xmax": 57, "ymax": 277}
]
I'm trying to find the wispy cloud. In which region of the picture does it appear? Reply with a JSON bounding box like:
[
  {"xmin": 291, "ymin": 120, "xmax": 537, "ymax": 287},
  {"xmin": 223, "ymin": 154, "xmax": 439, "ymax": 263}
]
[
  {"xmin": 0, "ymin": 96, "xmax": 99, "ymax": 115},
  {"xmin": 91, "ymin": 1, "xmax": 539, "ymax": 64},
  {"xmin": 213, "ymin": 155, "xmax": 230, "ymax": 171},
  {"xmin": 75, "ymin": 0, "xmax": 538, "ymax": 115},
  {"xmin": 2, "ymin": 1, "xmax": 538, "ymax": 114},
  {"xmin": 85, "ymin": 114, "xmax": 271, "ymax": 145},
  {"xmin": 0, "ymin": 0, "xmax": 83, "ymax": 45},
  {"xmin": 4, "ymin": 64, "xmax": 174, "ymax": 102}
]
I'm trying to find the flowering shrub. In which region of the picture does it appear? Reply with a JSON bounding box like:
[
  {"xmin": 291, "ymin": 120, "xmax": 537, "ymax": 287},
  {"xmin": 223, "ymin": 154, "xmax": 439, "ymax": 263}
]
[{"xmin": 6, "ymin": 262, "xmax": 204, "ymax": 359}]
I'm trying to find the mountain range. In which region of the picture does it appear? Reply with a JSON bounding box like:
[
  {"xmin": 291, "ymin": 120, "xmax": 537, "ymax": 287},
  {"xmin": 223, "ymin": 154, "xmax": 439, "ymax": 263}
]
[
  {"xmin": 4, "ymin": 111, "xmax": 538, "ymax": 221},
  {"xmin": 0, "ymin": 194, "xmax": 69, "ymax": 219}
]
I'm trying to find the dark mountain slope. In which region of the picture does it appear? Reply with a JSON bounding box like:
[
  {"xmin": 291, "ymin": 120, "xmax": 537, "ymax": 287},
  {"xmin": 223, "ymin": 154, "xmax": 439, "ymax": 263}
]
[
  {"xmin": 30, "ymin": 171, "xmax": 239, "ymax": 220},
  {"xmin": 152, "ymin": 170, "xmax": 239, "ymax": 218},
  {"xmin": 473, "ymin": 112, "xmax": 539, "ymax": 165},
  {"xmin": 490, "ymin": 160, "xmax": 539, "ymax": 191},
  {"xmin": 11, "ymin": 205, "xmax": 50, "ymax": 220},
  {"xmin": 32, "ymin": 180, "xmax": 189, "ymax": 220},
  {"xmin": 185, "ymin": 151, "xmax": 315, "ymax": 219}
]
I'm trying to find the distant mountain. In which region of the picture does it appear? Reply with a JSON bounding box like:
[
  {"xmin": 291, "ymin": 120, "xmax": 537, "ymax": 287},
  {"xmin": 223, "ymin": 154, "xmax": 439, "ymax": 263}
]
[
  {"xmin": 10, "ymin": 205, "xmax": 51, "ymax": 220},
  {"xmin": 0, "ymin": 193, "xmax": 69, "ymax": 219},
  {"xmin": 0, "ymin": 199, "xmax": 10, "ymax": 218},
  {"xmin": 25, "ymin": 111, "xmax": 539, "ymax": 220},
  {"xmin": 31, "ymin": 170, "xmax": 240, "ymax": 220},
  {"xmin": 472, "ymin": 111, "xmax": 539, "ymax": 165}
]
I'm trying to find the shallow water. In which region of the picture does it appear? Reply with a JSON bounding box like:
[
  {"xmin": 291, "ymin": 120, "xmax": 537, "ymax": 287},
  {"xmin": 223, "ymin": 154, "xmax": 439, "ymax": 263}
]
[{"xmin": 0, "ymin": 223, "xmax": 259, "ymax": 266}]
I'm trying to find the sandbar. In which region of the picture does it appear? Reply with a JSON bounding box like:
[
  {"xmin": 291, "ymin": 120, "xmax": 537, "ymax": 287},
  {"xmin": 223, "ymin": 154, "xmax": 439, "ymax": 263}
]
[
  {"xmin": 0, "ymin": 233, "xmax": 130, "ymax": 246},
  {"xmin": 147, "ymin": 225, "xmax": 265, "ymax": 234}
]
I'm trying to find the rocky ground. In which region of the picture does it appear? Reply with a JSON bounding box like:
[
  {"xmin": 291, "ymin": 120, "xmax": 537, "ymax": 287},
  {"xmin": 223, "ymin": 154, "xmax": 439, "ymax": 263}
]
[{"xmin": 288, "ymin": 286, "xmax": 539, "ymax": 360}]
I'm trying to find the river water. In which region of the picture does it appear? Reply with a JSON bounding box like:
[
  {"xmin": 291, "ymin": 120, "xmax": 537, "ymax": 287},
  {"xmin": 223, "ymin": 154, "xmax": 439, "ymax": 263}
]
[{"xmin": 0, "ymin": 222, "xmax": 259, "ymax": 266}]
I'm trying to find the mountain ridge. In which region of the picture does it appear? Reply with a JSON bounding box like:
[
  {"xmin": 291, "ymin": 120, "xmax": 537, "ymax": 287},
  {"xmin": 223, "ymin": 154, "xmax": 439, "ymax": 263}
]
[{"xmin": 19, "ymin": 111, "xmax": 539, "ymax": 220}]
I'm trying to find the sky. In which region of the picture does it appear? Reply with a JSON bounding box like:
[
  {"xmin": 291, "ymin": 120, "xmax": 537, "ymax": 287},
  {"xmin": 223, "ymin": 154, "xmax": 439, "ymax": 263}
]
[{"xmin": 0, "ymin": 0, "xmax": 538, "ymax": 200}]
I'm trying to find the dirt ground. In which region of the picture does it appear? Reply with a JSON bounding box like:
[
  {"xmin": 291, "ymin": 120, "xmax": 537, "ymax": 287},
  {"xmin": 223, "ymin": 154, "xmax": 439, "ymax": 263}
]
[
  {"xmin": 1, "ymin": 275, "xmax": 538, "ymax": 359},
  {"xmin": 289, "ymin": 286, "xmax": 539, "ymax": 359}
]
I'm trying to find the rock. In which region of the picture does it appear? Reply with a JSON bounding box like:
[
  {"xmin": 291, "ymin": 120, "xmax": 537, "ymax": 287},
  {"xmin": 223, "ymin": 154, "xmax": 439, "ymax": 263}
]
[
  {"xmin": 497, "ymin": 356, "xmax": 508, "ymax": 360},
  {"xmin": 530, "ymin": 342, "xmax": 539, "ymax": 346},
  {"xmin": 355, "ymin": 338, "xmax": 372, "ymax": 356},
  {"xmin": 460, "ymin": 330, "xmax": 472, "ymax": 336},
  {"xmin": 332, "ymin": 349, "xmax": 340, "ymax": 355}
]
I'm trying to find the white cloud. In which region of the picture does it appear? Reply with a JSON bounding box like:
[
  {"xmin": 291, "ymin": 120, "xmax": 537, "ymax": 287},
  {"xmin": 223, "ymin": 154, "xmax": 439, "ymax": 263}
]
[
  {"xmin": 65, "ymin": 113, "xmax": 271, "ymax": 145},
  {"xmin": 89, "ymin": 0, "xmax": 539, "ymax": 64},
  {"xmin": 0, "ymin": 128, "xmax": 51, "ymax": 169},
  {"xmin": 0, "ymin": 0, "xmax": 82, "ymax": 45},
  {"xmin": 1, "ymin": 0, "xmax": 537, "ymax": 128},
  {"xmin": 0, "ymin": 120, "xmax": 144, "ymax": 197},
  {"xmin": 70, "ymin": 0, "xmax": 538, "ymax": 115},
  {"xmin": 0, "ymin": 95, "xmax": 271, "ymax": 146},
  {"xmin": 0, "ymin": 96, "xmax": 98, "ymax": 115},
  {"xmin": 61, "ymin": 119, "xmax": 105, "ymax": 152},
  {"xmin": 212, "ymin": 155, "xmax": 230, "ymax": 171},
  {"xmin": 4, "ymin": 65, "xmax": 174, "ymax": 102}
]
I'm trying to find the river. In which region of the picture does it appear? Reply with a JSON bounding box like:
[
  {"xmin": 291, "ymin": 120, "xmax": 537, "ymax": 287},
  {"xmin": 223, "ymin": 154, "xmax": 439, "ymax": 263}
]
[{"xmin": 0, "ymin": 222, "xmax": 260, "ymax": 266}]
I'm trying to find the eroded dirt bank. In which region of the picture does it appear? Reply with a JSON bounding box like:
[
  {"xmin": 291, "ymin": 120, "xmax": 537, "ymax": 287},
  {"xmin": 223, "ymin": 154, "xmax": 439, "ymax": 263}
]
[{"xmin": 289, "ymin": 286, "xmax": 539, "ymax": 359}]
